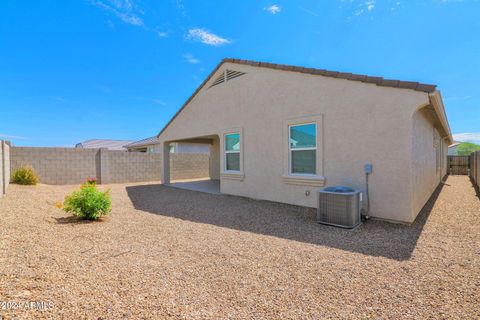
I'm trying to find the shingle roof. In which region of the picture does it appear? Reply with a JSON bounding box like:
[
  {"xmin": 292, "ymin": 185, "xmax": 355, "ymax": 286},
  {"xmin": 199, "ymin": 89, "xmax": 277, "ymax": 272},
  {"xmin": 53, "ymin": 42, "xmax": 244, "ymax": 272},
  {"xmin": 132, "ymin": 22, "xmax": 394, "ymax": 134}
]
[
  {"xmin": 158, "ymin": 58, "xmax": 438, "ymax": 137},
  {"xmin": 75, "ymin": 139, "xmax": 133, "ymax": 151},
  {"xmin": 223, "ymin": 58, "xmax": 437, "ymax": 93},
  {"xmin": 124, "ymin": 136, "xmax": 159, "ymax": 148}
]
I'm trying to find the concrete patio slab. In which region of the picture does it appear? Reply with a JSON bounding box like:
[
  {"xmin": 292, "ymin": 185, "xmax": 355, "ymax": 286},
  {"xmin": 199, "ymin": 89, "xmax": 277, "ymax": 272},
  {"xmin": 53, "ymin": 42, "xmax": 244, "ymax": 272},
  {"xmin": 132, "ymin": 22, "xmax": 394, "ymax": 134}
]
[{"xmin": 167, "ymin": 178, "xmax": 220, "ymax": 194}]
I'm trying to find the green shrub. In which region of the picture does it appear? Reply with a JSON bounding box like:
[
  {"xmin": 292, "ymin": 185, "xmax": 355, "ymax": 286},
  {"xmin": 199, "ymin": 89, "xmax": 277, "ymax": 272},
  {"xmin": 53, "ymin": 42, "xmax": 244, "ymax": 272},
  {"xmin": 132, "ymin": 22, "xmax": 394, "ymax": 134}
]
[
  {"xmin": 63, "ymin": 184, "xmax": 111, "ymax": 220},
  {"xmin": 456, "ymin": 142, "xmax": 480, "ymax": 156},
  {"xmin": 11, "ymin": 166, "xmax": 39, "ymax": 185}
]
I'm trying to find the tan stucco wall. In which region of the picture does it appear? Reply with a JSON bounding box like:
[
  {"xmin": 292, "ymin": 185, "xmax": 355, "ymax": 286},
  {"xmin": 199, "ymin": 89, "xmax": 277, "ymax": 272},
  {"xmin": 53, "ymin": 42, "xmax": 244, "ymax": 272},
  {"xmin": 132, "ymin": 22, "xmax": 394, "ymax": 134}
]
[
  {"xmin": 209, "ymin": 136, "xmax": 221, "ymax": 180},
  {"xmin": 411, "ymin": 109, "xmax": 447, "ymax": 221},
  {"xmin": 159, "ymin": 63, "xmax": 436, "ymax": 223}
]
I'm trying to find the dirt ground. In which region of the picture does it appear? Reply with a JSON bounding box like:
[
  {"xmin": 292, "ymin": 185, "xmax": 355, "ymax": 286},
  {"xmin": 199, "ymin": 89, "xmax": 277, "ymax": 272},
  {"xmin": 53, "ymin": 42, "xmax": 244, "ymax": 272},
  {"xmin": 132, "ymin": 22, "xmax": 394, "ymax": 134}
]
[{"xmin": 0, "ymin": 176, "xmax": 479, "ymax": 319}]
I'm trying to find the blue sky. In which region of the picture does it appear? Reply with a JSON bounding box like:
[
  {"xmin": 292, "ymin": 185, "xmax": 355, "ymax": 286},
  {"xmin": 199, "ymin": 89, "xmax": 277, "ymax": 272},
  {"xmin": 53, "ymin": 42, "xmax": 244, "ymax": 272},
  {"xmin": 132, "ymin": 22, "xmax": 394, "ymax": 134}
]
[{"xmin": 0, "ymin": 0, "xmax": 479, "ymax": 146}]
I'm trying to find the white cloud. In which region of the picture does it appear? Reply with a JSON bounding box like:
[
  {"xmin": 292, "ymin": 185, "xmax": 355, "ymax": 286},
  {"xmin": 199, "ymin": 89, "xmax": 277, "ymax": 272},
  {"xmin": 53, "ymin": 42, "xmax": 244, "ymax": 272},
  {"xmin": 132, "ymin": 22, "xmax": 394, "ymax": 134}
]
[
  {"xmin": 176, "ymin": 0, "xmax": 187, "ymax": 17},
  {"xmin": 453, "ymin": 133, "xmax": 480, "ymax": 144},
  {"xmin": 92, "ymin": 0, "xmax": 144, "ymax": 26},
  {"xmin": 444, "ymin": 95, "xmax": 472, "ymax": 101},
  {"xmin": 0, "ymin": 133, "xmax": 26, "ymax": 140},
  {"xmin": 152, "ymin": 99, "xmax": 166, "ymax": 106},
  {"xmin": 157, "ymin": 31, "xmax": 168, "ymax": 38},
  {"xmin": 264, "ymin": 4, "xmax": 281, "ymax": 14},
  {"xmin": 299, "ymin": 6, "xmax": 319, "ymax": 17},
  {"xmin": 117, "ymin": 13, "xmax": 143, "ymax": 25},
  {"xmin": 184, "ymin": 53, "xmax": 200, "ymax": 64},
  {"xmin": 344, "ymin": 0, "xmax": 378, "ymax": 17},
  {"xmin": 187, "ymin": 28, "xmax": 231, "ymax": 46},
  {"xmin": 366, "ymin": 0, "xmax": 375, "ymax": 11}
]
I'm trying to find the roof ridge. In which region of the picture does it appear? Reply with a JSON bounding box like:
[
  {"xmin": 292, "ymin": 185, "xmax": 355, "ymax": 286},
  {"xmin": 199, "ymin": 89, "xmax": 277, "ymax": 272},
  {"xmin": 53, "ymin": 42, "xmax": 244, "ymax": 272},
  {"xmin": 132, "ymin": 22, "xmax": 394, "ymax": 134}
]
[{"xmin": 221, "ymin": 58, "xmax": 436, "ymax": 93}]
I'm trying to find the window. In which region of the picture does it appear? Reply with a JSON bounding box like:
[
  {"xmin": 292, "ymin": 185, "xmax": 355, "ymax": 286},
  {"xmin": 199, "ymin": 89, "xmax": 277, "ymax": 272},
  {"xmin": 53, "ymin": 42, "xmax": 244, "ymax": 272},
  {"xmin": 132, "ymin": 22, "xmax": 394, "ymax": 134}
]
[
  {"xmin": 225, "ymin": 133, "xmax": 240, "ymax": 172},
  {"xmin": 289, "ymin": 123, "xmax": 317, "ymax": 175}
]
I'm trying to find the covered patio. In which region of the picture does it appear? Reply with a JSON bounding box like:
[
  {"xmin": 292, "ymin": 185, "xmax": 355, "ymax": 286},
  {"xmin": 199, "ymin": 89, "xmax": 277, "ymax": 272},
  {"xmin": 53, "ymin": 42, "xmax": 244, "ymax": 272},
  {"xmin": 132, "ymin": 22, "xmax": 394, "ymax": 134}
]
[
  {"xmin": 161, "ymin": 134, "xmax": 221, "ymax": 194},
  {"xmin": 167, "ymin": 178, "xmax": 221, "ymax": 194}
]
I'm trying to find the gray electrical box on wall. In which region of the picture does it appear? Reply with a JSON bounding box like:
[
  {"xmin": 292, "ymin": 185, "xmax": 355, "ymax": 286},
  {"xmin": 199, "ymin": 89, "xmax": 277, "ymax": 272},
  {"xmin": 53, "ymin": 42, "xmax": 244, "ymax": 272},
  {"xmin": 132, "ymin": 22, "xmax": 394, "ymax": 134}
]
[{"xmin": 364, "ymin": 164, "xmax": 373, "ymax": 174}]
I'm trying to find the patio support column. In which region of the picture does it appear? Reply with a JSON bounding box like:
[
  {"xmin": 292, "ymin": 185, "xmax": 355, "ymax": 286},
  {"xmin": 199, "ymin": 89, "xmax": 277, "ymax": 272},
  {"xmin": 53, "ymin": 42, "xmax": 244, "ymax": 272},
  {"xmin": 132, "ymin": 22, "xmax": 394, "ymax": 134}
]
[
  {"xmin": 161, "ymin": 141, "xmax": 170, "ymax": 184},
  {"xmin": 209, "ymin": 136, "xmax": 220, "ymax": 180}
]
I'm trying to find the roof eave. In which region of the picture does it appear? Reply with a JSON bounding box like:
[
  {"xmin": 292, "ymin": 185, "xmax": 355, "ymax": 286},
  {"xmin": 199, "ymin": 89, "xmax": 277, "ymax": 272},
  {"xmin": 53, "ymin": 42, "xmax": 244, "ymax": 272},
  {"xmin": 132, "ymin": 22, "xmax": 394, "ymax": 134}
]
[{"xmin": 429, "ymin": 90, "xmax": 453, "ymax": 145}]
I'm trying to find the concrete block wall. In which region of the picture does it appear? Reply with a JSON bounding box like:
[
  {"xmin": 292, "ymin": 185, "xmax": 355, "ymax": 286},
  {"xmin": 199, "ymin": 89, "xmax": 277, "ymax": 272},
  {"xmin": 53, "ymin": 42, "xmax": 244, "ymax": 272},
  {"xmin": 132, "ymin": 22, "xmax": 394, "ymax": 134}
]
[
  {"xmin": 106, "ymin": 150, "xmax": 162, "ymax": 183},
  {"xmin": 170, "ymin": 153, "xmax": 210, "ymax": 180},
  {"xmin": 11, "ymin": 147, "xmax": 98, "ymax": 185},
  {"xmin": 1, "ymin": 140, "xmax": 11, "ymax": 196},
  {"xmin": 10, "ymin": 146, "xmax": 209, "ymax": 185}
]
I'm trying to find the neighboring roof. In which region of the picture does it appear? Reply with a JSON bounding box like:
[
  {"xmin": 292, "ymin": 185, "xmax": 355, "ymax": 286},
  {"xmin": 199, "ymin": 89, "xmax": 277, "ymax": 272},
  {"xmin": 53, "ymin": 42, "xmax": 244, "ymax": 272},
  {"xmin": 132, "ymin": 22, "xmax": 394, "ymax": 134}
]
[
  {"xmin": 158, "ymin": 58, "xmax": 438, "ymax": 138},
  {"xmin": 124, "ymin": 136, "xmax": 159, "ymax": 148},
  {"xmin": 75, "ymin": 139, "xmax": 133, "ymax": 151},
  {"xmin": 448, "ymin": 141, "xmax": 462, "ymax": 148}
]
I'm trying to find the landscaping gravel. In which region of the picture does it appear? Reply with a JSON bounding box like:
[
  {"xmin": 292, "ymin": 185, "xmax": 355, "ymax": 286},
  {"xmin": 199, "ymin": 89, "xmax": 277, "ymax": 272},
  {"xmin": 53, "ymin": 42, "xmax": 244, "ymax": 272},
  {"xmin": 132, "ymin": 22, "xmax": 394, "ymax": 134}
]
[{"xmin": 0, "ymin": 176, "xmax": 479, "ymax": 319}]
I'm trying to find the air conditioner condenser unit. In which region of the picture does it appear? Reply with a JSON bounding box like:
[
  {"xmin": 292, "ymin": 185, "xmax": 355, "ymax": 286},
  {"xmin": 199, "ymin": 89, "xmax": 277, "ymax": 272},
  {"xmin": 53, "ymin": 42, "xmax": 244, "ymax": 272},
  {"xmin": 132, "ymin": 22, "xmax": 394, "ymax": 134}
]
[{"xmin": 317, "ymin": 186, "xmax": 361, "ymax": 228}]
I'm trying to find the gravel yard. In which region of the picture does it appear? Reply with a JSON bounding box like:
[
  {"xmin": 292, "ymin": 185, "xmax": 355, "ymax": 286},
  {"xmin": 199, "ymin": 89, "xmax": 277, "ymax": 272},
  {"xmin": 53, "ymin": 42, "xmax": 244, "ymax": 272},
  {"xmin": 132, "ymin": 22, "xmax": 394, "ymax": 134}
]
[{"xmin": 0, "ymin": 175, "xmax": 479, "ymax": 319}]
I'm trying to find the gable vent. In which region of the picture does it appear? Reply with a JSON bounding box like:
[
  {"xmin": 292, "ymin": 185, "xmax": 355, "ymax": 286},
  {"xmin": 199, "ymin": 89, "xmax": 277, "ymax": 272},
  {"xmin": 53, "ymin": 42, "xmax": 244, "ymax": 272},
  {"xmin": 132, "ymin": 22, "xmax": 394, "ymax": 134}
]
[
  {"xmin": 209, "ymin": 73, "xmax": 226, "ymax": 88},
  {"xmin": 209, "ymin": 69, "xmax": 246, "ymax": 88},
  {"xmin": 226, "ymin": 69, "xmax": 246, "ymax": 81}
]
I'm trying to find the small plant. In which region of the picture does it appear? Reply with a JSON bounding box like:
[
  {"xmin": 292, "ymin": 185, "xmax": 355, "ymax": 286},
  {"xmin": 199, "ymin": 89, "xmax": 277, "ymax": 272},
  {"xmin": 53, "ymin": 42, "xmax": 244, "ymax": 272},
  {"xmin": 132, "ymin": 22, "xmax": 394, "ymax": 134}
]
[
  {"xmin": 86, "ymin": 177, "xmax": 97, "ymax": 185},
  {"xmin": 63, "ymin": 184, "xmax": 111, "ymax": 220},
  {"xmin": 11, "ymin": 166, "xmax": 39, "ymax": 185}
]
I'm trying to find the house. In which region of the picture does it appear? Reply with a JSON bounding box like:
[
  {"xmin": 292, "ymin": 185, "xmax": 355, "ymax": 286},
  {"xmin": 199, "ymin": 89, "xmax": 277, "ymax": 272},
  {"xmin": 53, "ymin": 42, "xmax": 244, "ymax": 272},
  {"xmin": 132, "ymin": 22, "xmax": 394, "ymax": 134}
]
[
  {"xmin": 124, "ymin": 136, "xmax": 159, "ymax": 153},
  {"xmin": 156, "ymin": 58, "xmax": 452, "ymax": 224},
  {"xmin": 75, "ymin": 139, "xmax": 133, "ymax": 151},
  {"xmin": 448, "ymin": 142, "xmax": 461, "ymax": 155},
  {"xmin": 125, "ymin": 136, "xmax": 210, "ymax": 154}
]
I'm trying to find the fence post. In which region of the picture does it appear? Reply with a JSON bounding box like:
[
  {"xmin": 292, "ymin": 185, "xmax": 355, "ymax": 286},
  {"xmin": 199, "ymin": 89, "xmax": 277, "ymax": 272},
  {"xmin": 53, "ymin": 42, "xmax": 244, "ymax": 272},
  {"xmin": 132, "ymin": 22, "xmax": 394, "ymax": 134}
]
[
  {"xmin": 98, "ymin": 148, "xmax": 109, "ymax": 184},
  {"xmin": 474, "ymin": 151, "xmax": 480, "ymax": 188}
]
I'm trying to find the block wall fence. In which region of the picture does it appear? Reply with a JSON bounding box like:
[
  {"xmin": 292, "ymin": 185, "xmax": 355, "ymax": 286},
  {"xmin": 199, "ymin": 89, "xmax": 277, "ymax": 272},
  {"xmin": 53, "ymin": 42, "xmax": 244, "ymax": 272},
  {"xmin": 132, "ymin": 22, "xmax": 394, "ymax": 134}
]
[
  {"xmin": 1, "ymin": 140, "xmax": 11, "ymax": 197},
  {"xmin": 10, "ymin": 147, "xmax": 209, "ymax": 185}
]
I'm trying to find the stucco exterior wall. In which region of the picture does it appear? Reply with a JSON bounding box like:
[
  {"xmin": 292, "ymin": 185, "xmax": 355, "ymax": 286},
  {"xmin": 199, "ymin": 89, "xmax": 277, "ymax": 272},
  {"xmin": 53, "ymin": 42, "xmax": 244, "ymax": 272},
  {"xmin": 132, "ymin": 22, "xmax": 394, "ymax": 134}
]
[
  {"xmin": 159, "ymin": 63, "xmax": 434, "ymax": 223},
  {"xmin": 175, "ymin": 143, "xmax": 210, "ymax": 154},
  {"xmin": 209, "ymin": 136, "xmax": 221, "ymax": 180},
  {"xmin": 411, "ymin": 109, "xmax": 447, "ymax": 220}
]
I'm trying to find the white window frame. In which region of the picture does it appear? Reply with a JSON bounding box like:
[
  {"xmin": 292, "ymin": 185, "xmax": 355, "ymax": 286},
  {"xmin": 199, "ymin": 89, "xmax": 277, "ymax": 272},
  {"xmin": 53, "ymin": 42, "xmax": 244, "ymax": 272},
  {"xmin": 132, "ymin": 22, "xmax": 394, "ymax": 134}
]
[
  {"xmin": 288, "ymin": 122, "xmax": 317, "ymax": 176},
  {"xmin": 282, "ymin": 114, "xmax": 325, "ymax": 187},
  {"xmin": 220, "ymin": 128, "xmax": 244, "ymax": 181},
  {"xmin": 224, "ymin": 132, "xmax": 241, "ymax": 173}
]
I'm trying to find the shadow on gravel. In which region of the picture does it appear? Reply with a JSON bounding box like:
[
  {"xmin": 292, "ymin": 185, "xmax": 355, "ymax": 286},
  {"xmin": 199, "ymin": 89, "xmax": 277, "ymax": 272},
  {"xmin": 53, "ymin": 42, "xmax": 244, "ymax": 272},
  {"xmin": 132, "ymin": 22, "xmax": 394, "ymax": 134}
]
[
  {"xmin": 126, "ymin": 182, "xmax": 445, "ymax": 261},
  {"xmin": 469, "ymin": 176, "xmax": 480, "ymax": 200},
  {"xmin": 54, "ymin": 216, "xmax": 105, "ymax": 224}
]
